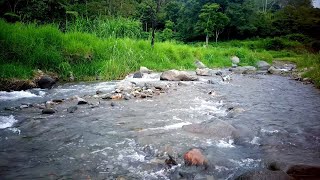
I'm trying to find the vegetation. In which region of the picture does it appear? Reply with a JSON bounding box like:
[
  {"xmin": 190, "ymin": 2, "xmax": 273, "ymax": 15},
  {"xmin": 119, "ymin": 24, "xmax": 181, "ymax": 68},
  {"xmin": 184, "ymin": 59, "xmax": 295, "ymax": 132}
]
[{"xmin": 0, "ymin": 0, "xmax": 319, "ymax": 88}]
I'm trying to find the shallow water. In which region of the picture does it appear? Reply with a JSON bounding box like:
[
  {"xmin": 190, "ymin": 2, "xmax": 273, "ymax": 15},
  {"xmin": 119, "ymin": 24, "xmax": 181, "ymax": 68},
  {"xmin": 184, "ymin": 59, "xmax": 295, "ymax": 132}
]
[{"xmin": 0, "ymin": 73, "xmax": 319, "ymax": 179}]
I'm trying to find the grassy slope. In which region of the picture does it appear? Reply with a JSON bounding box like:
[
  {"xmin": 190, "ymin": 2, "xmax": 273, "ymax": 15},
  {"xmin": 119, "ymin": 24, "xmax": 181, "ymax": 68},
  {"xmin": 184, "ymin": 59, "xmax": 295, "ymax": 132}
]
[{"xmin": 0, "ymin": 19, "xmax": 319, "ymax": 87}]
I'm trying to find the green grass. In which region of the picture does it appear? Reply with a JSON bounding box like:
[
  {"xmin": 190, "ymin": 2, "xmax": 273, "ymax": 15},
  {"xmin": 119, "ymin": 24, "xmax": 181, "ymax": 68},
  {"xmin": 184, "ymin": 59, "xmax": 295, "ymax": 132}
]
[{"xmin": 0, "ymin": 19, "xmax": 319, "ymax": 88}]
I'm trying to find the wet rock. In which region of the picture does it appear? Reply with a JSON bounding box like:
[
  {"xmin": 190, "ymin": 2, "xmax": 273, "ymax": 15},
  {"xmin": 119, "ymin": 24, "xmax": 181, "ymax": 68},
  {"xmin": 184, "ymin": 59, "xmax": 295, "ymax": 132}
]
[
  {"xmin": 111, "ymin": 93, "xmax": 123, "ymax": 100},
  {"xmin": 20, "ymin": 104, "xmax": 29, "ymax": 109},
  {"xmin": 42, "ymin": 108, "xmax": 55, "ymax": 114},
  {"xmin": 67, "ymin": 106, "xmax": 78, "ymax": 113},
  {"xmin": 215, "ymin": 71, "xmax": 223, "ymax": 76},
  {"xmin": 268, "ymin": 66, "xmax": 289, "ymax": 75},
  {"xmin": 45, "ymin": 101, "xmax": 55, "ymax": 108},
  {"xmin": 110, "ymin": 102, "xmax": 116, "ymax": 107},
  {"xmin": 232, "ymin": 63, "xmax": 238, "ymax": 68},
  {"xmin": 77, "ymin": 98, "xmax": 88, "ymax": 105},
  {"xmin": 37, "ymin": 76, "xmax": 56, "ymax": 89},
  {"xmin": 286, "ymin": 164, "xmax": 320, "ymax": 179},
  {"xmin": 165, "ymin": 154, "xmax": 178, "ymax": 168},
  {"xmin": 231, "ymin": 56, "xmax": 240, "ymax": 64},
  {"xmin": 160, "ymin": 70, "xmax": 198, "ymax": 81},
  {"xmin": 4, "ymin": 107, "xmax": 15, "ymax": 111},
  {"xmin": 182, "ymin": 119, "xmax": 238, "ymax": 139},
  {"xmin": 140, "ymin": 93, "xmax": 147, "ymax": 98},
  {"xmin": 178, "ymin": 81, "xmax": 188, "ymax": 86},
  {"xmin": 96, "ymin": 90, "xmax": 104, "ymax": 95},
  {"xmin": 115, "ymin": 81, "xmax": 135, "ymax": 92},
  {"xmin": 133, "ymin": 72, "xmax": 143, "ymax": 78},
  {"xmin": 140, "ymin": 66, "xmax": 153, "ymax": 74},
  {"xmin": 101, "ymin": 94, "xmax": 112, "ymax": 100},
  {"xmin": 231, "ymin": 66, "xmax": 256, "ymax": 74},
  {"xmin": 52, "ymin": 99, "xmax": 63, "ymax": 103},
  {"xmin": 256, "ymin": 61, "xmax": 271, "ymax": 70},
  {"xmin": 183, "ymin": 148, "xmax": 208, "ymax": 169},
  {"xmin": 124, "ymin": 93, "xmax": 131, "ymax": 100},
  {"xmin": 195, "ymin": 60, "xmax": 207, "ymax": 69},
  {"xmin": 235, "ymin": 169, "xmax": 292, "ymax": 180},
  {"xmin": 196, "ymin": 68, "xmax": 213, "ymax": 76},
  {"xmin": 208, "ymin": 80, "xmax": 215, "ymax": 84}
]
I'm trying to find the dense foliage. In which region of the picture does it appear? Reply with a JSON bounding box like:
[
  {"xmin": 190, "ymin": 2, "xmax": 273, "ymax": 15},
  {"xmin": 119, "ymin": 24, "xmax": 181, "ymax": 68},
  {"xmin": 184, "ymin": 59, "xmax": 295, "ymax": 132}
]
[{"xmin": 1, "ymin": 0, "xmax": 320, "ymax": 43}]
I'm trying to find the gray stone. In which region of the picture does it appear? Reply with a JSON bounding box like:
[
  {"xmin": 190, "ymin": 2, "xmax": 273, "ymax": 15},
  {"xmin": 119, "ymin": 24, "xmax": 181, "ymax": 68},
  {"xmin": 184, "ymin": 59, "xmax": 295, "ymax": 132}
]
[
  {"xmin": 110, "ymin": 102, "xmax": 116, "ymax": 107},
  {"xmin": 37, "ymin": 76, "xmax": 56, "ymax": 89},
  {"xmin": 235, "ymin": 169, "xmax": 292, "ymax": 180},
  {"xmin": 42, "ymin": 108, "xmax": 55, "ymax": 114},
  {"xmin": 256, "ymin": 61, "xmax": 271, "ymax": 70},
  {"xmin": 101, "ymin": 94, "xmax": 112, "ymax": 100},
  {"xmin": 196, "ymin": 68, "xmax": 213, "ymax": 76},
  {"xmin": 194, "ymin": 60, "xmax": 207, "ymax": 69},
  {"xmin": 231, "ymin": 66, "xmax": 257, "ymax": 74},
  {"xmin": 77, "ymin": 98, "xmax": 88, "ymax": 105},
  {"xmin": 160, "ymin": 70, "xmax": 198, "ymax": 81},
  {"xmin": 140, "ymin": 66, "xmax": 153, "ymax": 74},
  {"xmin": 268, "ymin": 66, "xmax": 289, "ymax": 75},
  {"xmin": 133, "ymin": 72, "xmax": 143, "ymax": 78},
  {"xmin": 67, "ymin": 106, "xmax": 78, "ymax": 113},
  {"xmin": 231, "ymin": 56, "xmax": 240, "ymax": 64}
]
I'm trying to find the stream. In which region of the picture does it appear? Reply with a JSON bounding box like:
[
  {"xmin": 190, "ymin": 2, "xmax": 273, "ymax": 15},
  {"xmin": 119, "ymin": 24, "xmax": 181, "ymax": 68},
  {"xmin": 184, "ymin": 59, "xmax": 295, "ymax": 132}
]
[{"xmin": 0, "ymin": 71, "xmax": 320, "ymax": 179}]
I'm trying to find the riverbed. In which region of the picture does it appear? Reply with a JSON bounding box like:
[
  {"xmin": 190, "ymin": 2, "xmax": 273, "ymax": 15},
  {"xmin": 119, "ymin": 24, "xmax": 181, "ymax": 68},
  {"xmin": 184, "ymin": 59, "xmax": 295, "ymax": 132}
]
[{"xmin": 0, "ymin": 72, "xmax": 319, "ymax": 179}]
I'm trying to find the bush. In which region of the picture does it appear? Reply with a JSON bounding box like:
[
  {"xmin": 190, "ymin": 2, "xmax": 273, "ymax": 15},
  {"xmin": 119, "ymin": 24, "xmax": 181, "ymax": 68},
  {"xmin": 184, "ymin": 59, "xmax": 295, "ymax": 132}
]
[{"xmin": 265, "ymin": 38, "xmax": 285, "ymax": 50}]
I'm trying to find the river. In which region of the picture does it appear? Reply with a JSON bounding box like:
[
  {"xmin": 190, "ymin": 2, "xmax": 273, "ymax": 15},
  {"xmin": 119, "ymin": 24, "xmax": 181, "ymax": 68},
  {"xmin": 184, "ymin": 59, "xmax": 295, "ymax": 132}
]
[{"xmin": 0, "ymin": 71, "xmax": 319, "ymax": 179}]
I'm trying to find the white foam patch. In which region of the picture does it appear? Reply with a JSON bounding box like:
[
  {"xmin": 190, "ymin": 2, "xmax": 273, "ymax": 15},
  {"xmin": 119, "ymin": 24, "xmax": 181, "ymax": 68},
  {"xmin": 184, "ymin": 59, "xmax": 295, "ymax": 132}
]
[
  {"xmin": 261, "ymin": 128, "xmax": 279, "ymax": 134},
  {"xmin": 124, "ymin": 73, "xmax": 161, "ymax": 82},
  {"xmin": 249, "ymin": 136, "xmax": 261, "ymax": 145},
  {"xmin": 143, "ymin": 122, "xmax": 191, "ymax": 131},
  {"xmin": 8, "ymin": 127, "xmax": 21, "ymax": 135},
  {"xmin": 216, "ymin": 139, "xmax": 235, "ymax": 148},
  {"xmin": 229, "ymin": 158, "xmax": 261, "ymax": 168},
  {"xmin": 190, "ymin": 97, "xmax": 226, "ymax": 116},
  {"xmin": 0, "ymin": 91, "xmax": 40, "ymax": 101},
  {"xmin": 0, "ymin": 115, "xmax": 18, "ymax": 129}
]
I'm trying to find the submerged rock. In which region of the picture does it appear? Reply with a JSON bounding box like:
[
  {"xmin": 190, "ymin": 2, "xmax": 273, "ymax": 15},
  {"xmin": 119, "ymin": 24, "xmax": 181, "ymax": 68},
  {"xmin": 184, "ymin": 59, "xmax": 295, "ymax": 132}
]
[
  {"xmin": 182, "ymin": 119, "xmax": 238, "ymax": 139},
  {"xmin": 160, "ymin": 70, "xmax": 198, "ymax": 81},
  {"xmin": 183, "ymin": 148, "xmax": 208, "ymax": 169},
  {"xmin": 67, "ymin": 106, "xmax": 78, "ymax": 113},
  {"xmin": 42, "ymin": 108, "xmax": 55, "ymax": 114},
  {"xmin": 37, "ymin": 76, "xmax": 56, "ymax": 89},
  {"xmin": 235, "ymin": 169, "xmax": 292, "ymax": 180},
  {"xmin": 268, "ymin": 66, "xmax": 290, "ymax": 75}
]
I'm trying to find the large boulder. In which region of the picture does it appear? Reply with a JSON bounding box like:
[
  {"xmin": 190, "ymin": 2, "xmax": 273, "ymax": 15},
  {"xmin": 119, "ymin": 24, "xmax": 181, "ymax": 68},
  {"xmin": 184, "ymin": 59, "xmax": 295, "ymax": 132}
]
[
  {"xmin": 286, "ymin": 164, "xmax": 320, "ymax": 179},
  {"xmin": 231, "ymin": 56, "xmax": 240, "ymax": 64},
  {"xmin": 231, "ymin": 66, "xmax": 257, "ymax": 74},
  {"xmin": 37, "ymin": 76, "xmax": 56, "ymax": 89},
  {"xmin": 235, "ymin": 169, "xmax": 292, "ymax": 180},
  {"xmin": 256, "ymin": 61, "xmax": 271, "ymax": 70},
  {"xmin": 160, "ymin": 70, "xmax": 198, "ymax": 81},
  {"xmin": 196, "ymin": 68, "xmax": 213, "ymax": 76},
  {"xmin": 182, "ymin": 119, "xmax": 238, "ymax": 139},
  {"xmin": 194, "ymin": 60, "xmax": 207, "ymax": 69}
]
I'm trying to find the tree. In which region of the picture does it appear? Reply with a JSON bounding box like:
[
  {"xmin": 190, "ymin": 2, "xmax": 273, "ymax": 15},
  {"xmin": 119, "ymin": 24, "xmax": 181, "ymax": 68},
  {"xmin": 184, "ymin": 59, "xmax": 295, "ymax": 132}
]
[{"xmin": 197, "ymin": 3, "xmax": 229, "ymax": 46}]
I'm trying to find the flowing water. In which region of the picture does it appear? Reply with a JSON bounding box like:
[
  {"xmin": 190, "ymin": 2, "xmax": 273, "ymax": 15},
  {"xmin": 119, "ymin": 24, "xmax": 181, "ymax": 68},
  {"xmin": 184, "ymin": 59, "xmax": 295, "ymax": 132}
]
[{"xmin": 0, "ymin": 72, "xmax": 319, "ymax": 179}]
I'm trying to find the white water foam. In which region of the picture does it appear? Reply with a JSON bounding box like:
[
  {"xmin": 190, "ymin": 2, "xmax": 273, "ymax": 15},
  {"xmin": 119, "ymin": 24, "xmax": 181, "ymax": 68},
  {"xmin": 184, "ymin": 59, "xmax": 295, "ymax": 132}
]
[
  {"xmin": 189, "ymin": 97, "xmax": 227, "ymax": 116},
  {"xmin": 249, "ymin": 136, "xmax": 261, "ymax": 145},
  {"xmin": 142, "ymin": 122, "xmax": 191, "ymax": 131},
  {"xmin": 216, "ymin": 139, "xmax": 235, "ymax": 148},
  {"xmin": 261, "ymin": 128, "xmax": 279, "ymax": 134},
  {"xmin": 0, "ymin": 115, "xmax": 18, "ymax": 129},
  {"xmin": 0, "ymin": 91, "xmax": 40, "ymax": 101},
  {"xmin": 229, "ymin": 158, "xmax": 261, "ymax": 168}
]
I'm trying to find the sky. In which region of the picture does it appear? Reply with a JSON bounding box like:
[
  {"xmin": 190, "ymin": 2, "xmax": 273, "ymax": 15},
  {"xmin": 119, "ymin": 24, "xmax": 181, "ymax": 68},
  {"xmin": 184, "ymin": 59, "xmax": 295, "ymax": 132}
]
[{"xmin": 314, "ymin": 0, "xmax": 320, "ymax": 8}]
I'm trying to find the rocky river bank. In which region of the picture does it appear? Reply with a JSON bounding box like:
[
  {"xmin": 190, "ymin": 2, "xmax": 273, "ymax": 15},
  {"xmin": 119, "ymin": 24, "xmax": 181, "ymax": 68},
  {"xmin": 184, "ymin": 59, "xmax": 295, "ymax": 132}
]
[{"xmin": 1, "ymin": 62, "xmax": 320, "ymax": 179}]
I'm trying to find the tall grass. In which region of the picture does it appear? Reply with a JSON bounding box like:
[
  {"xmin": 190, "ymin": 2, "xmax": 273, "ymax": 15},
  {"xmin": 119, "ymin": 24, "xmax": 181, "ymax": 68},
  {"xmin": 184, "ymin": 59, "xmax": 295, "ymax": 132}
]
[
  {"xmin": 65, "ymin": 17, "xmax": 143, "ymax": 39},
  {"xmin": 0, "ymin": 19, "xmax": 319, "ymax": 87}
]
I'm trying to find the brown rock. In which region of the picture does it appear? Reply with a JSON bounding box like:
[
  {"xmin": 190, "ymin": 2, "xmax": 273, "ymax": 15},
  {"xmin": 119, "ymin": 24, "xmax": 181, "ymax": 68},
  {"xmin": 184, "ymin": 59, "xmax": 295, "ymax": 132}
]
[
  {"xmin": 286, "ymin": 164, "xmax": 320, "ymax": 180},
  {"xmin": 183, "ymin": 148, "xmax": 208, "ymax": 169}
]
